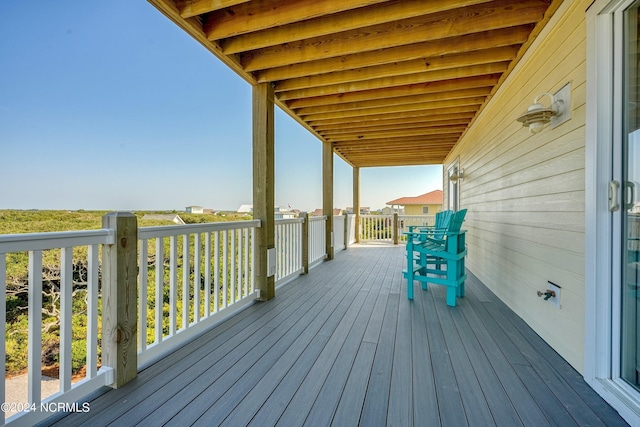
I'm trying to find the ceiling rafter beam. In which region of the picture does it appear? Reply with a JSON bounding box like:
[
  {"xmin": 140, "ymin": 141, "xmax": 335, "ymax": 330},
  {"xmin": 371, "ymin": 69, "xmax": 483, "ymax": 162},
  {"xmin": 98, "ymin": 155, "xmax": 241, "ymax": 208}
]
[
  {"xmin": 221, "ymin": 0, "xmax": 494, "ymax": 53},
  {"xmin": 273, "ymin": 46, "xmax": 518, "ymax": 92},
  {"xmin": 204, "ymin": 0, "xmax": 389, "ymax": 40},
  {"xmin": 278, "ymin": 63, "xmax": 509, "ymax": 100},
  {"xmin": 286, "ymin": 75, "xmax": 500, "ymax": 109},
  {"xmin": 257, "ymin": 28, "xmax": 529, "ymax": 83},
  {"xmin": 177, "ymin": 0, "xmax": 250, "ymax": 18},
  {"xmin": 241, "ymin": 0, "xmax": 548, "ymax": 72},
  {"xmin": 320, "ymin": 119, "xmax": 473, "ymax": 137},
  {"xmin": 296, "ymin": 87, "xmax": 492, "ymax": 116},
  {"xmin": 308, "ymin": 105, "xmax": 481, "ymax": 127},
  {"xmin": 302, "ymin": 97, "xmax": 487, "ymax": 122}
]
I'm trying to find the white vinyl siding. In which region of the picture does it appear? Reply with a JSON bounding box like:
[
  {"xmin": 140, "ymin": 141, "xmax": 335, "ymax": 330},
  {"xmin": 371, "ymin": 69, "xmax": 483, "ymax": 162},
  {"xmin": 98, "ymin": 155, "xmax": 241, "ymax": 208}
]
[{"xmin": 444, "ymin": 0, "xmax": 588, "ymax": 372}]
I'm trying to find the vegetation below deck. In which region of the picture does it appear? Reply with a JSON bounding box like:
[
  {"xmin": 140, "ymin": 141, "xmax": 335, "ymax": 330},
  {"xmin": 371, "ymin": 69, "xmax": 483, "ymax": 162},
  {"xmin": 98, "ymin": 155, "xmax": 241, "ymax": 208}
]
[{"xmin": 1, "ymin": 209, "xmax": 252, "ymax": 377}]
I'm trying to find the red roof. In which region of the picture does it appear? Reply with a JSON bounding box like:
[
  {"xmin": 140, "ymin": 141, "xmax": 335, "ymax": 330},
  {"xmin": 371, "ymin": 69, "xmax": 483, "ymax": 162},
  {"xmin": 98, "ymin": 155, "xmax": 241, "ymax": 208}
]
[{"xmin": 386, "ymin": 190, "xmax": 443, "ymax": 206}]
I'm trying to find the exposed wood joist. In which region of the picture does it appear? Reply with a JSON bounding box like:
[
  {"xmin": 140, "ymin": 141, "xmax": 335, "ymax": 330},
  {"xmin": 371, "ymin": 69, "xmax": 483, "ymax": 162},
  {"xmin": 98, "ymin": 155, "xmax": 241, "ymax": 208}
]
[
  {"xmin": 149, "ymin": 0, "xmax": 556, "ymax": 168},
  {"xmin": 255, "ymin": 27, "xmax": 531, "ymax": 83},
  {"xmin": 241, "ymin": 0, "xmax": 549, "ymax": 72},
  {"xmin": 220, "ymin": 0, "xmax": 495, "ymax": 54}
]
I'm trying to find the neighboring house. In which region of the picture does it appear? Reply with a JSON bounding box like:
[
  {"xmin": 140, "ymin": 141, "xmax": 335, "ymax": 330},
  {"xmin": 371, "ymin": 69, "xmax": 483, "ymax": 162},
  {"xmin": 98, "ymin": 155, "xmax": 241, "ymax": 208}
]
[
  {"xmin": 381, "ymin": 206, "xmax": 397, "ymax": 215},
  {"xmin": 386, "ymin": 190, "xmax": 443, "ymax": 216},
  {"xmin": 185, "ymin": 206, "xmax": 204, "ymax": 214},
  {"xmin": 345, "ymin": 207, "xmax": 370, "ymax": 214},
  {"xmin": 237, "ymin": 204, "xmax": 253, "ymax": 213},
  {"xmin": 311, "ymin": 208, "xmax": 343, "ymax": 216},
  {"xmin": 274, "ymin": 211, "xmax": 296, "ymax": 220}
]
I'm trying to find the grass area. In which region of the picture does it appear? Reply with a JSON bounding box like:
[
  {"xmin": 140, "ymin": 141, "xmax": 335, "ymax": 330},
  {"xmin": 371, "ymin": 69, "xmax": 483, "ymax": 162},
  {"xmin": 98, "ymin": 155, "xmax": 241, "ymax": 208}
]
[{"xmin": 0, "ymin": 209, "xmax": 253, "ymax": 234}]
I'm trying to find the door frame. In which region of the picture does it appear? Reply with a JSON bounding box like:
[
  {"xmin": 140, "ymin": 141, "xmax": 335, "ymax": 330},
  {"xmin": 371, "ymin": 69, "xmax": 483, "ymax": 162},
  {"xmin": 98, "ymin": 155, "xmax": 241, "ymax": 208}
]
[{"xmin": 585, "ymin": 0, "xmax": 640, "ymax": 423}]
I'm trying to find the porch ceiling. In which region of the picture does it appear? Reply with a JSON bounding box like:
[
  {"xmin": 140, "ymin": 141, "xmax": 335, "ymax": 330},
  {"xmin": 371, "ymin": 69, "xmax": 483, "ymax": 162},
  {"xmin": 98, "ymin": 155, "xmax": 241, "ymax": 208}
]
[{"xmin": 149, "ymin": 0, "xmax": 558, "ymax": 167}]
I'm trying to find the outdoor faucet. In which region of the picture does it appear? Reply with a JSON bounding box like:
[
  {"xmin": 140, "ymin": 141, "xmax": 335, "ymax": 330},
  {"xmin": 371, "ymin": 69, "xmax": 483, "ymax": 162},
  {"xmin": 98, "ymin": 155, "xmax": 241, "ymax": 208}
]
[{"xmin": 537, "ymin": 290, "xmax": 556, "ymax": 301}]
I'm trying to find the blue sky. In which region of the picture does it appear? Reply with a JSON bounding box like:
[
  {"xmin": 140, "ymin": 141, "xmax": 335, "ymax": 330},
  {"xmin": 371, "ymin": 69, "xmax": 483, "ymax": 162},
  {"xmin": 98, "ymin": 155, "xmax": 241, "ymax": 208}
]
[{"xmin": 0, "ymin": 1, "xmax": 442, "ymax": 212}]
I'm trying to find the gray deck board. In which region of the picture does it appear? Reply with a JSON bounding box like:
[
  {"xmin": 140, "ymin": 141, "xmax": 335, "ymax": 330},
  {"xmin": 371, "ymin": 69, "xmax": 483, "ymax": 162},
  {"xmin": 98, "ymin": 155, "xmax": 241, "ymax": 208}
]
[{"xmin": 45, "ymin": 244, "xmax": 628, "ymax": 427}]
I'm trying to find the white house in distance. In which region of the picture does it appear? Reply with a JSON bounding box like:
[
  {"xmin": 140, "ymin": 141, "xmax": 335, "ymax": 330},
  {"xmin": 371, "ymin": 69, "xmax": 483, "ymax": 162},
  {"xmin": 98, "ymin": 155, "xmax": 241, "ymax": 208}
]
[
  {"xmin": 237, "ymin": 204, "xmax": 253, "ymax": 214},
  {"xmin": 185, "ymin": 206, "xmax": 204, "ymax": 214}
]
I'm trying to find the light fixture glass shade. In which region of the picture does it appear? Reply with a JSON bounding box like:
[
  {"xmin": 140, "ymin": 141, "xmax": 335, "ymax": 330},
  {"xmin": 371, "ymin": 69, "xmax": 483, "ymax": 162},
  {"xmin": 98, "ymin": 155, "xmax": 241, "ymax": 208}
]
[{"xmin": 516, "ymin": 93, "xmax": 559, "ymax": 133}]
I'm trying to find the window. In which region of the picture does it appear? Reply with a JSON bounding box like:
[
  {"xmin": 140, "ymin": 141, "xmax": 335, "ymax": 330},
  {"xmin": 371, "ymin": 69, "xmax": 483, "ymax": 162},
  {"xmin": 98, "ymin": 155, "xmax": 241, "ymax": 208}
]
[{"xmin": 422, "ymin": 206, "xmax": 430, "ymax": 214}]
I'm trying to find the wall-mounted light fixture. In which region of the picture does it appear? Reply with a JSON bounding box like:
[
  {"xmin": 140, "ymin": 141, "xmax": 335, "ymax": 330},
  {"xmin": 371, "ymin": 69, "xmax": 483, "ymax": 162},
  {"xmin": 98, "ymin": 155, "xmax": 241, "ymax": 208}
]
[
  {"xmin": 516, "ymin": 83, "xmax": 571, "ymax": 133},
  {"xmin": 449, "ymin": 167, "xmax": 464, "ymax": 183}
]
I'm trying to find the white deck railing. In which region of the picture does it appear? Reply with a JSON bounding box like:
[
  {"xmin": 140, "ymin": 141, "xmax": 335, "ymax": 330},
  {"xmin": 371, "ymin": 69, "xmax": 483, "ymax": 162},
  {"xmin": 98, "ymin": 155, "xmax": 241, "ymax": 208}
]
[
  {"xmin": 360, "ymin": 215, "xmax": 394, "ymax": 242},
  {"xmin": 0, "ymin": 212, "xmax": 367, "ymax": 425},
  {"xmin": 358, "ymin": 215, "xmax": 435, "ymax": 243},
  {"xmin": 308, "ymin": 216, "xmax": 327, "ymax": 267},
  {"xmin": 398, "ymin": 215, "xmax": 436, "ymax": 240},
  {"xmin": 137, "ymin": 220, "xmax": 260, "ymax": 368},
  {"xmin": 275, "ymin": 218, "xmax": 304, "ymax": 286},
  {"xmin": 0, "ymin": 230, "xmax": 116, "ymax": 426}
]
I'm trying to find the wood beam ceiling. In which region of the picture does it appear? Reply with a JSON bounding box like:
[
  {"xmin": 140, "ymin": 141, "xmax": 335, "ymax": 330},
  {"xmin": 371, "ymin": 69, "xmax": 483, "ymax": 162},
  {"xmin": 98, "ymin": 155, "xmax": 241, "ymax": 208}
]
[{"xmin": 148, "ymin": 0, "xmax": 557, "ymax": 168}]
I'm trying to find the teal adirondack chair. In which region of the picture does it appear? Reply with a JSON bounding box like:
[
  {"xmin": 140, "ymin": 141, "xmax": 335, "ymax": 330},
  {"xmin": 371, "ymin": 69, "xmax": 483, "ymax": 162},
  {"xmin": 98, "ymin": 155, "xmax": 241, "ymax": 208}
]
[
  {"xmin": 403, "ymin": 209, "xmax": 467, "ymax": 306},
  {"xmin": 407, "ymin": 210, "xmax": 453, "ymax": 241}
]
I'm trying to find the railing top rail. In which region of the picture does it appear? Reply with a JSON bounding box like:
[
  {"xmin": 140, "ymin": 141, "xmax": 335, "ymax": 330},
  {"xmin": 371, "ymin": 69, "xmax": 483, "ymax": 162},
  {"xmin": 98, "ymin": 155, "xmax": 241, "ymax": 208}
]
[
  {"xmin": 138, "ymin": 219, "xmax": 261, "ymax": 239},
  {"xmin": 275, "ymin": 218, "xmax": 305, "ymax": 225},
  {"xmin": 0, "ymin": 229, "xmax": 115, "ymax": 253},
  {"xmin": 309, "ymin": 216, "xmax": 327, "ymax": 222}
]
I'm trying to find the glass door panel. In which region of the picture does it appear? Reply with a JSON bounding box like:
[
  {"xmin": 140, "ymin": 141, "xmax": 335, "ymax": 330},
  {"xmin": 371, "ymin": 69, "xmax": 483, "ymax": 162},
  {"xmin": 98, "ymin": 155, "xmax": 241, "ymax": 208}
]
[{"xmin": 621, "ymin": 1, "xmax": 640, "ymax": 389}]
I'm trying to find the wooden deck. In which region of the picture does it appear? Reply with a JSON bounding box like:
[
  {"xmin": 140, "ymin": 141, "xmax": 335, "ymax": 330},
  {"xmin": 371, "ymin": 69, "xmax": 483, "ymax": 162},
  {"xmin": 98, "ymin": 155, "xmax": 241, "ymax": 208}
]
[{"xmin": 45, "ymin": 244, "xmax": 626, "ymax": 426}]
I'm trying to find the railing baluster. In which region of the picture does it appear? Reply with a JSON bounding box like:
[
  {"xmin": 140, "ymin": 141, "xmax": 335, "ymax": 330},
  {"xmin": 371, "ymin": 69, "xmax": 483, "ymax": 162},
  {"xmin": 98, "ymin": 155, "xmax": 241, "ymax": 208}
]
[
  {"xmin": 139, "ymin": 239, "xmax": 148, "ymax": 352},
  {"xmin": 170, "ymin": 236, "xmax": 177, "ymax": 336},
  {"xmin": 28, "ymin": 250, "xmax": 42, "ymax": 405},
  {"xmin": 204, "ymin": 232, "xmax": 211, "ymax": 318},
  {"xmin": 230, "ymin": 230, "xmax": 238, "ymax": 302},
  {"xmin": 244, "ymin": 228, "xmax": 249, "ymax": 296},
  {"xmin": 60, "ymin": 247, "xmax": 73, "ymax": 392},
  {"xmin": 182, "ymin": 234, "xmax": 190, "ymax": 330},
  {"xmin": 87, "ymin": 244, "xmax": 98, "ymax": 378},
  {"xmin": 214, "ymin": 231, "xmax": 220, "ymax": 313},
  {"xmin": 194, "ymin": 233, "xmax": 201, "ymax": 323},
  {"xmin": 155, "ymin": 238, "xmax": 163, "ymax": 344},
  {"xmin": 250, "ymin": 227, "xmax": 255, "ymax": 293},
  {"xmin": 223, "ymin": 231, "xmax": 228, "ymax": 309},
  {"xmin": 237, "ymin": 229, "xmax": 243, "ymax": 298}
]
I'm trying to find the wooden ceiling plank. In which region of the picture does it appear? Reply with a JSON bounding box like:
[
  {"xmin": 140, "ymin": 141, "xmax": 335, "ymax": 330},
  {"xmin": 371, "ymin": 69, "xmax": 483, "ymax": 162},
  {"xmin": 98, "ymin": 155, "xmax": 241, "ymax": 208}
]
[
  {"xmin": 278, "ymin": 62, "xmax": 509, "ymax": 100},
  {"xmin": 256, "ymin": 26, "xmax": 530, "ymax": 82},
  {"xmin": 329, "ymin": 129, "xmax": 466, "ymax": 142},
  {"xmin": 177, "ymin": 0, "xmax": 250, "ymax": 18},
  {"xmin": 286, "ymin": 75, "xmax": 500, "ymax": 109},
  {"xmin": 204, "ymin": 0, "xmax": 389, "ymax": 40},
  {"xmin": 320, "ymin": 119, "xmax": 471, "ymax": 134},
  {"xmin": 308, "ymin": 105, "xmax": 481, "ymax": 127},
  {"xmin": 330, "ymin": 132, "xmax": 466, "ymax": 143},
  {"xmin": 321, "ymin": 119, "xmax": 473, "ymax": 137},
  {"xmin": 313, "ymin": 112, "xmax": 476, "ymax": 132},
  {"xmin": 296, "ymin": 87, "xmax": 492, "ymax": 116},
  {"xmin": 241, "ymin": 0, "xmax": 548, "ymax": 72},
  {"xmin": 274, "ymin": 46, "xmax": 518, "ymax": 92},
  {"xmin": 302, "ymin": 97, "xmax": 487, "ymax": 122},
  {"xmin": 222, "ymin": 0, "xmax": 494, "ymax": 53}
]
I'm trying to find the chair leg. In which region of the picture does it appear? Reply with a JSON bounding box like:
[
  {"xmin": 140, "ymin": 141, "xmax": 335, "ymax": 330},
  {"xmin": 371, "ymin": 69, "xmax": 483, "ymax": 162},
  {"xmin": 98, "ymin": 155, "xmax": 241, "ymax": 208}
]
[
  {"xmin": 446, "ymin": 285, "xmax": 457, "ymax": 307},
  {"xmin": 407, "ymin": 245, "xmax": 414, "ymax": 300}
]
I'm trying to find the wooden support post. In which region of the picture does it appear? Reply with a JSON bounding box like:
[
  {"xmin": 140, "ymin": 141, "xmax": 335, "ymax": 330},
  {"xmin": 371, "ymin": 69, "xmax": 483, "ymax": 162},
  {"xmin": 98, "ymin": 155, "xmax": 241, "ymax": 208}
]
[
  {"xmin": 323, "ymin": 140, "xmax": 334, "ymax": 260},
  {"xmin": 253, "ymin": 83, "xmax": 276, "ymax": 301},
  {"xmin": 353, "ymin": 166, "xmax": 360, "ymax": 243},
  {"xmin": 393, "ymin": 212, "xmax": 399, "ymax": 245},
  {"xmin": 102, "ymin": 212, "xmax": 137, "ymax": 388},
  {"xmin": 301, "ymin": 212, "xmax": 309, "ymax": 274}
]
